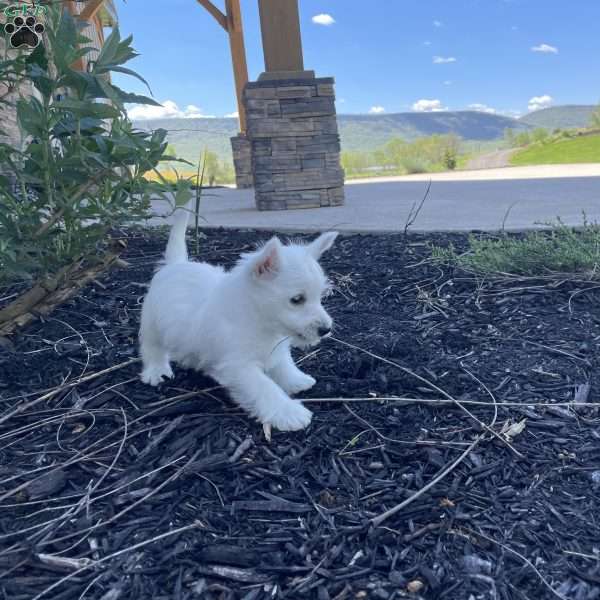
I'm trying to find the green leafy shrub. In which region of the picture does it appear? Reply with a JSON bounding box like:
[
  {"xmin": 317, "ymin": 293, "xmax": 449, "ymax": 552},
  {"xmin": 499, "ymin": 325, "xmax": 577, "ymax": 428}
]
[
  {"xmin": 340, "ymin": 133, "xmax": 463, "ymax": 177},
  {"xmin": 531, "ymin": 128, "xmax": 550, "ymax": 143},
  {"xmin": 0, "ymin": 6, "xmax": 179, "ymax": 283},
  {"xmin": 401, "ymin": 156, "xmax": 430, "ymax": 174},
  {"xmin": 430, "ymin": 219, "xmax": 600, "ymax": 277},
  {"xmin": 514, "ymin": 131, "xmax": 531, "ymax": 147},
  {"xmin": 443, "ymin": 148, "xmax": 457, "ymax": 170},
  {"xmin": 590, "ymin": 104, "xmax": 600, "ymax": 129}
]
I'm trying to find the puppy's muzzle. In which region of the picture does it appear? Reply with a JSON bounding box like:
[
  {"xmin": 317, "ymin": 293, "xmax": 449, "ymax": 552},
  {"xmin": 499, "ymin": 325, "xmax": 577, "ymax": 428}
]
[{"xmin": 317, "ymin": 325, "xmax": 332, "ymax": 338}]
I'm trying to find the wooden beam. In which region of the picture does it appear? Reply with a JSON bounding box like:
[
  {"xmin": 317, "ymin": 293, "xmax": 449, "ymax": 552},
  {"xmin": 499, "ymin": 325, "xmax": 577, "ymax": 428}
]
[
  {"xmin": 258, "ymin": 0, "xmax": 304, "ymax": 73},
  {"xmin": 195, "ymin": 0, "xmax": 227, "ymax": 31},
  {"xmin": 78, "ymin": 0, "xmax": 106, "ymax": 22},
  {"xmin": 64, "ymin": 1, "xmax": 85, "ymax": 71},
  {"xmin": 225, "ymin": 0, "xmax": 248, "ymax": 132}
]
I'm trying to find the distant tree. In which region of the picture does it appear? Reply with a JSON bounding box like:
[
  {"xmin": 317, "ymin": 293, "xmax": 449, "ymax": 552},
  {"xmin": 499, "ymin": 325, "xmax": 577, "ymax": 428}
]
[
  {"xmin": 443, "ymin": 148, "xmax": 457, "ymax": 170},
  {"xmin": 341, "ymin": 151, "xmax": 372, "ymax": 174},
  {"xmin": 515, "ymin": 131, "xmax": 531, "ymax": 147},
  {"xmin": 219, "ymin": 162, "xmax": 235, "ymax": 184},
  {"xmin": 531, "ymin": 128, "xmax": 549, "ymax": 143},
  {"xmin": 384, "ymin": 137, "xmax": 407, "ymax": 168},
  {"xmin": 373, "ymin": 149, "xmax": 387, "ymax": 168},
  {"xmin": 203, "ymin": 151, "xmax": 220, "ymax": 186},
  {"xmin": 504, "ymin": 128, "xmax": 516, "ymax": 147},
  {"xmin": 591, "ymin": 104, "xmax": 600, "ymax": 129}
]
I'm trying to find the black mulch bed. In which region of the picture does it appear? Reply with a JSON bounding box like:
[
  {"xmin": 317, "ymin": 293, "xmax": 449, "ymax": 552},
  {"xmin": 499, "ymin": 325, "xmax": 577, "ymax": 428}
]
[{"xmin": 2, "ymin": 228, "xmax": 600, "ymax": 600}]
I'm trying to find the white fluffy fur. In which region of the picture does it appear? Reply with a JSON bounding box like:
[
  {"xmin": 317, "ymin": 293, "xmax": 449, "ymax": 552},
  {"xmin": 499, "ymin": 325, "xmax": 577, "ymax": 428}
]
[{"xmin": 139, "ymin": 203, "xmax": 338, "ymax": 431}]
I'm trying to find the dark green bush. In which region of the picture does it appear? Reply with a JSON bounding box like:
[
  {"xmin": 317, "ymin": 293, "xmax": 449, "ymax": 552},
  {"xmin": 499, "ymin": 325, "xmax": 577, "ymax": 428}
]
[{"xmin": 0, "ymin": 5, "xmax": 181, "ymax": 282}]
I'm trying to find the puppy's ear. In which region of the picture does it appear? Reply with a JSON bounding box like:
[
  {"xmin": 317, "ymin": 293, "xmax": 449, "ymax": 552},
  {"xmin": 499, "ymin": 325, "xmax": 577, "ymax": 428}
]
[
  {"xmin": 307, "ymin": 231, "xmax": 338, "ymax": 260},
  {"xmin": 252, "ymin": 237, "xmax": 281, "ymax": 279}
]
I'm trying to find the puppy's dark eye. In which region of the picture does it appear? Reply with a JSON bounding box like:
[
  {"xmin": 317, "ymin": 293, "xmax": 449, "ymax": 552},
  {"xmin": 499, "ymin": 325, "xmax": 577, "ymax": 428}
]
[{"xmin": 290, "ymin": 294, "xmax": 306, "ymax": 306}]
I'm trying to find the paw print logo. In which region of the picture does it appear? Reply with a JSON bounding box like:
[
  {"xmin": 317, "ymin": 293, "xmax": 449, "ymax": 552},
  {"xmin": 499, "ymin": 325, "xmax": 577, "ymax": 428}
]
[{"xmin": 4, "ymin": 15, "xmax": 44, "ymax": 49}]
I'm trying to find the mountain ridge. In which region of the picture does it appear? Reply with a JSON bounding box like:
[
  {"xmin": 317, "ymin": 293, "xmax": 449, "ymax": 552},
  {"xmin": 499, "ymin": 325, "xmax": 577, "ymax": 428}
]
[
  {"xmin": 518, "ymin": 105, "xmax": 596, "ymax": 129},
  {"xmin": 133, "ymin": 105, "xmax": 595, "ymax": 163}
]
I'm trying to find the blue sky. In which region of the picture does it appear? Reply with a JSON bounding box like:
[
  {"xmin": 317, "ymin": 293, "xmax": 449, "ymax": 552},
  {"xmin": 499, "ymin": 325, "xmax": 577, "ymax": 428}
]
[{"xmin": 113, "ymin": 0, "xmax": 600, "ymax": 120}]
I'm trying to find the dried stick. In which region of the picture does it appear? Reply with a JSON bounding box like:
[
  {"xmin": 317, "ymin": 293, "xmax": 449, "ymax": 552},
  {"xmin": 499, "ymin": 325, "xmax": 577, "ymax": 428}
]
[
  {"xmin": 451, "ymin": 527, "xmax": 569, "ymax": 600},
  {"xmin": 329, "ymin": 337, "xmax": 523, "ymax": 457},
  {"xmin": 0, "ymin": 358, "xmax": 141, "ymax": 427},
  {"xmin": 371, "ymin": 435, "xmax": 481, "ymax": 528},
  {"xmin": 403, "ymin": 180, "xmax": 432, "ymax": 238},
  {"xmin": 301, "ymin": 396, "xmax": 599, "ymax": 408},
  {"xmin": 32, "ymin": 521, "xmax": 203, "ymax": 600},
  {"xmin": 36, "ymin": 449, "xmax": 203, "ymax": 550}
]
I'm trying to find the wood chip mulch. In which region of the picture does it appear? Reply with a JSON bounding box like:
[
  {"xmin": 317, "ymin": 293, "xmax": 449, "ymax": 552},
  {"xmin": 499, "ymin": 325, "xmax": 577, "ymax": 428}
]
[{"xmin": 1, "ymin": 228, "xmax": 600, "ymax": 600}]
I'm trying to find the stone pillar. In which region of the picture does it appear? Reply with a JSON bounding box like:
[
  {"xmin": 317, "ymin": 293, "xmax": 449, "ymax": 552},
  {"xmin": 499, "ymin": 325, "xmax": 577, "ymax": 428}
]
[
  {"xmin": 244, "ymin": 77, "xmax": 344, "ymax": 210},
  {"xmin": 230, "ymin": 134, "xmax": 253, "ymax": 188}
]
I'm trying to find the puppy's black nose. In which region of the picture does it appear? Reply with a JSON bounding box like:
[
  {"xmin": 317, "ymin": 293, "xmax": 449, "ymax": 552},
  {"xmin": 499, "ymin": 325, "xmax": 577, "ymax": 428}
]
[{"xmin": 318, "ymin": 326, "xmax": 331, "ymax": 337}]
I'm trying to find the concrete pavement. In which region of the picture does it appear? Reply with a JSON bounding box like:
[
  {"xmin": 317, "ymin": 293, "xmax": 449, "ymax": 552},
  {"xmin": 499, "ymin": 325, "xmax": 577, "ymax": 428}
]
[{"xmin": 149, "ymin": 165, "xmax": 600, "ymax": 233}]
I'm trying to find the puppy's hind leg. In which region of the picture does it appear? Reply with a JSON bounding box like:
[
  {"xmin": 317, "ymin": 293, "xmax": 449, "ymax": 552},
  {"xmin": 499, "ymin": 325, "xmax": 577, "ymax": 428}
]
[{"xmin": 139, "ymin": 323, "xmax": 173, "ymax": 386}]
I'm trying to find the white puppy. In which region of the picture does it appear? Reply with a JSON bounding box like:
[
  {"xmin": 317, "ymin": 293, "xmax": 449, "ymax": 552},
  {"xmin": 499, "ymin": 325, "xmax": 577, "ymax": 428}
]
[{"xmin": 139, "ymin": 204, "xmax": 338, "ymax": 431}]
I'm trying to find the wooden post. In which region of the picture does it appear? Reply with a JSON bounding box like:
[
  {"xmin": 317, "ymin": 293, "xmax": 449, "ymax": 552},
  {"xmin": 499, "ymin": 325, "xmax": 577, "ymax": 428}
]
[
  {"xmin": 225, "ymin": 0, "xmax": 248, "ymax": 132},
  {"xmin": 195, "ymin": 0, "xmax": 248, "ymax": 132},
  {"xmin": 258, "ymin": 0, "xmax": 304, "ymax": 73},
  {"xmin": 78, "ymin": 0, "xmax": 106, "ymax": 22},
  {"xmin": 64, "ymin": 1, "xmax": 85, "ymax": 71}
]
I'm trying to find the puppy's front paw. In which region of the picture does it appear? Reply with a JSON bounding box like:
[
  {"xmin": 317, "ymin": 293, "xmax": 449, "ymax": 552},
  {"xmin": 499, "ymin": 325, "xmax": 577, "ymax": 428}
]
[
  {"xmin": 140, "ymin": 364, "xmax": 173, "ymax": 386},
  {"xmin": 281, "ymin": 372, "xmax": 316, "ymax": 395},
  {"xmin": 268, "ymin": 401, "xmax": 312, "ymax": 431}
]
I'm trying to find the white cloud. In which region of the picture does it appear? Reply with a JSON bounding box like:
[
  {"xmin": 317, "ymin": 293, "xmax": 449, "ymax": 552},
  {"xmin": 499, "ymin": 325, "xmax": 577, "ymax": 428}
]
[
  {"xmin": 183, "ymin": 104, "xmax": 211, "ymax": 118},
  {"xmin": 224, "ymin": 111, "xmax": 239, "ymax": 118},
  {"xmin": 412, "ymin": 99, "xmax": 447, "ymax": 112},
  {"xmin": 443, "ymin": 80, "xmax": 453, "ymax": 86},
  {"xmin": 528, "ymin": 95, "xmax": 553, "ymax": 112},
  {"xmin": 369, "ymin": 106, "xmax": 385, "ymax": 114},
  {"xmin": 531, "ymin": 43, "xmax": 558, "ymax": 54},
  {"xmin": 127, "ymin": 100, "xmax": 215, "ymax": 120},
  {"xmin": 433, "ymin": 20, "xmax": 443, "ymax": 27},
  {"xmin": 423, "ymin": 40, "xmax": 432, "ymax": 46},
  {"xmin": 468, "ymin": 103, "xmax": 496, "ymax": 114},
  {"xmin": 312, "ymin": 13, "xmax": 335, "ymax": 26},
  {"xmin": 433, "ymin": 56, "xmax": 456, "ymax": 64}
]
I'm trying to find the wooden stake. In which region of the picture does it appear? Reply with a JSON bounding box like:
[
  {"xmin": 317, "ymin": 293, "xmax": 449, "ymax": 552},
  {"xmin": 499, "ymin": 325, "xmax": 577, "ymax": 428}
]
[
  {"xmin": 195, "ymin": 0, "xmax": 248, "ymax": 133},
  {"xmin": 225, "ymin": 0, "xmax": 248, "ymax": 132}
]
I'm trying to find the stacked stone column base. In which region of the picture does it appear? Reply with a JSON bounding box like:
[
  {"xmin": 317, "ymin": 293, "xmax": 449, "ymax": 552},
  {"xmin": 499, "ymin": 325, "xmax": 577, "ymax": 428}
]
[
  {"xmin": 243, "ymin": 77, "xmax": 345, "ymax": 210},
  {"xmin": 230, "ymin": 134, "xmax": 253, "ymax": 189}
]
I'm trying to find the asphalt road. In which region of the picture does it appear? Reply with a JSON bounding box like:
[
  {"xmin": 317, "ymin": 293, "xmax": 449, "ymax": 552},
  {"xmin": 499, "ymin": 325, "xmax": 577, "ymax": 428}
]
[{"xmin": 150, "ymin": 168, "xmax": 600, "ymax": 233}]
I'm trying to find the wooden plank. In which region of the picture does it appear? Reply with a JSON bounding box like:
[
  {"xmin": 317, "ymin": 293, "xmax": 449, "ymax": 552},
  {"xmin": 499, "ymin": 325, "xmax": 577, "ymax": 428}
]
[
  {"xmin": 78, "ymin": 0, "xmax": 106, "ymax": 21},
  {"xmin": 258, "ymin": 0, "xmax": 304, "ymax": 72},
  {"xmin": 94, "ymin": 14, "xmax": 105, "ymax": 44},
  {"xmin": 226, "ymin": 0, "xmax": 242, "ymax": 31},
  {"xmin": 225, "ymin": 0, "xmax": 248, "ymax": 132},
  {"xmin": 64, "ymin": 1, "xmax": 86, "ymax": 71},
  {"xmin": 196, "ymin": 0, "xmax": 228, "ymax": 31}
]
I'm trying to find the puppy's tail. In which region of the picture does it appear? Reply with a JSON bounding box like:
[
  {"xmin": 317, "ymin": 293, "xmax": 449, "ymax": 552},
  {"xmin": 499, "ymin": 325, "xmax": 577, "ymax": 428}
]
[{"xmin": 164, "ymin": 201, "xmax": 192, "ymax": 264}]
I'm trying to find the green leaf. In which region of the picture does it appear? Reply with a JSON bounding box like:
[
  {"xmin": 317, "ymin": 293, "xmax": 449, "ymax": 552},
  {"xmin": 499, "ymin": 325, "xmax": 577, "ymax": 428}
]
[
  {"xmin": 55, "ymin": 99, "xmax": 121, "ymax": 119},
  {"xmin": 174, "ymin": 179, "xmax": 193, "ymax": 207},
  {"xmin": 106, "ymin": 65, "xmax": 153, "ymax": 93},
  {"xmin": 112, "ymin": 85, "xmax": 162, "ymax": 106},
  {"xmin": 25, "ymin": 43, "xmax": 49, "ymax": 71},
  {"xmin": 16, "ymin": 97, "xmax": 45, "ymax": 137}
]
